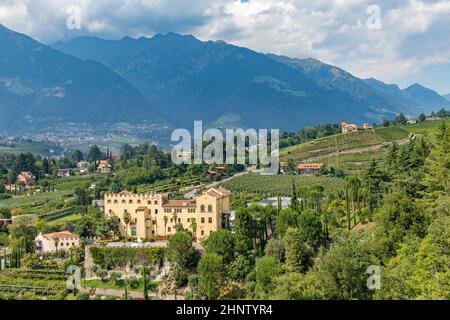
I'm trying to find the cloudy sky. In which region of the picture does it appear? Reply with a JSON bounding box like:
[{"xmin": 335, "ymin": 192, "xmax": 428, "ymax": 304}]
[{"xmin": 0, "ymin": 0, "xmax": 449, "ymax": 94}]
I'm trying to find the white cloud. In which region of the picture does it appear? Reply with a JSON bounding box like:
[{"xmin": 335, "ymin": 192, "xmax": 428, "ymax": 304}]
[{"xmin": 0, "ymin": 0, "xmax": 449, "ymax": 91}]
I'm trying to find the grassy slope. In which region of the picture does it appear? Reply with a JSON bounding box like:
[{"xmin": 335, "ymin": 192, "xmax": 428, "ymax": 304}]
[
  {"xmin": 0, "ymin": 175, "xmax": 93, "ymax": 215},
  {"xmin": 280, "ymin": 130, "xmax": 386, "ymax": 175},
  {"xmin": 401, "ymin": 118, "xmax": 450, "ymax": 134},
  {"xmin": 280, "ymin": 119, "xmax": 448, "ymax": 175}
]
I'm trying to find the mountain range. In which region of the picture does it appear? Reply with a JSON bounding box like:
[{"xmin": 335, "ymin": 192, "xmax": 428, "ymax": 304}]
[
  {"xmin": 444, "ymin": 94, "xmax": 450, "ymax": 102},
  {"xmin": 1, "ymin": 23, "xmax": 448, "ymax": 136}
]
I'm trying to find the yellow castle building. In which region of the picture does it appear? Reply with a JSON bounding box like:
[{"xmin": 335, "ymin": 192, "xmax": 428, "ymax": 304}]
[{"xmin": 104, "ymin": 187, "xmax": 231, "ymax": 239}]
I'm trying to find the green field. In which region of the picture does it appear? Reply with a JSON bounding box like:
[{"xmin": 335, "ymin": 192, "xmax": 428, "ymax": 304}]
[
  {"xmin": 281, "ymin": 131, "xmax": 384, "ymax": 161},
  {"xmin": 0, "ymin": 268, "xmax": 67, "ymax": 300},
  {"xmin": 278, "ymin": 122, "xmax": 446, "ymax": 175},
  {"xmin": 0, "ymin": 175, "xmax": 93, "ymax": 215},
  {"xmin": 401, "ymin": 118, "xmax": 450, "ymax": 134},
  {"xmin": 221, "ymin": 174, "xmax": 344, "ymax": 197},
  {"xmin": 374, "ymin": 127, "xmax": 410, "ymax": 142},
  {"xmin": 0, "ymin": 141, "xmax": 65, "ymax": 157}
]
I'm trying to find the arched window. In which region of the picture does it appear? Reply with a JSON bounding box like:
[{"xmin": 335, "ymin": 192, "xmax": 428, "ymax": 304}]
[
  {"xmin": 208, "ymin": 205, "xmax": 213, "ymax": 212},
  {"xmin": 200, "ymin": 205, "xmax": 205, "ymax": 213}
]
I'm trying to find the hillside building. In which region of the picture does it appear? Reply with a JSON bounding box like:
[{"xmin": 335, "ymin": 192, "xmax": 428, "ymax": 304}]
[
  {"xmin": 341, "ymin": 121, "xmax": 372, "ymax": 134},
  {"xmin": 297, "ymin": 163, "xmax": 323, "ymax": 175},
  {"xmin": 35, "ymin": 231, "xmax": 80, "ymax": 253},
  {"xmin": 16, "ymin": 171, "xmax": 35, "ymax": 186}
]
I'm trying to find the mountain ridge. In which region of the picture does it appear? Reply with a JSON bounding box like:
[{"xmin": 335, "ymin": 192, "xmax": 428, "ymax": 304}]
[
  {"xmin": 0, "ymin": 24, "xmax": 165, "ymax": 134},
  {"xmin": 53, "ymin": 32, "xmax": 433, "ymax": 130}
]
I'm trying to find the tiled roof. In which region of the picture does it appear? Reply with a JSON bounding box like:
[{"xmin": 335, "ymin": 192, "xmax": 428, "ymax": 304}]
[
  {"xmin": 297, "ymin": 163, "xmax": 323, "ymax": 169},
  {"xmin": 206, "ymin": 187, "xmax": 231, "ymax": 198},
  {"xmin": 162, "ymin": 200, "xmax": 196, "ymax": 207},
  {"xmin": 42, "ymin": 231, "xmax": 79, "ymax": 240}
]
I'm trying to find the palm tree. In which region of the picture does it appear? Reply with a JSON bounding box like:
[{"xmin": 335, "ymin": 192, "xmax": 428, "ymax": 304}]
[
  {"xmin": 53, "ymin": 237, "xmax": 60, "ymax": 252},
  {"xmin": 345, "ymin": 176, "xmax": 361, "ymax": 227},
  {"xmin": 344, "ymin": 178, "xmax": 351, "ymax": 230},
  {"xmin": 163, "ymin": 215, "xmax": 168, "ymax": 237},
  {"xmin": 123, "ymin": 211, "xmax": 132, "ymax": 236},
  {"xmin": 172, "ymin": 212, "xmax": 178, "ymax": 229},
  {"xmin": 190, "ymin": 219, "xmax": 197, "ymax": 239}
]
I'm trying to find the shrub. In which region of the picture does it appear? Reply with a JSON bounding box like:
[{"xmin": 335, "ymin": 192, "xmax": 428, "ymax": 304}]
[{"xmin": 90, "ymin": 246, "xmax": 166, "ymax": 269}]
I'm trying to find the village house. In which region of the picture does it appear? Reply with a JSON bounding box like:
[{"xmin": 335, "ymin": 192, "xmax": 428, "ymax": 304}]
[
  {"xmin": 207, "ymin": 166, "xmax": 226, "ymax": 177},
  {"xmin": 104, "ymin": 187, "xmax": 231, "ymax": 240},
  {"xmin": 77, "ymin": 161, "xmax": 90, "ymax": 174},
  {"xmin": 341, "ymin": 121, "xmax": 372, "ymax": 134},
  {"xmin": 35, "ymin": 231, "xmax": 80, "ymax": 253},
  {"xmin": 4, "ymin": 184, "xmax": 20, "ymax": 193},
  {"xmin": 16, "ymin": 171, "xmax": 35, "ymax": 186},
  {"xmin": 297, "ymin": 163, "xmax": 323, "ymax": 175},
  {"xmin": 97, "ymin": 160, "xmax": 112, "ymax": 174},
  {"xmin": 57, "ymin": 169, "xmax": 71, "ymax": 178}
]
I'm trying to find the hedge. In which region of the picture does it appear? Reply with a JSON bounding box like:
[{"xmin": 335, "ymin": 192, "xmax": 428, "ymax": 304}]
[{"xmin": 90, "ymin": 246, "xmax": 166, "ymax": 269}]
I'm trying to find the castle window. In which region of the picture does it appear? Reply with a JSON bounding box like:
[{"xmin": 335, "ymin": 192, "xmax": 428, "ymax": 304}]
[
  {"xmin": 114, "ymin": 200, "xmax": 118, "ymax": 204},
  {"xmin": 154, "ymin": 200, "xmax": 158, "ymax": 205},
  {"xmin": 122, "ymin": 200, "xmax": 126, "ymax": 204},
  {"xmin": 208, "ymin": 205, "xmax": 213, "ymax": 213},
  {"xmin": 164, "ymin": 209, "xmax": 171, "ymax": 213},
  {"xmin": 137, "ymin": 200, "xmax": 141, "ymax": 204},
  {"xmin": 201, "ymin": 230, "xmax": 205, "ymax": 236},
  {"xmin": 200, "ymin": 205, "xmax": 205, "ymax": 213},
  {"xmin": 147, "ymin": 201, "xmax": 151, "ymax": 205},
  {"xmin": 107, "ymin": 200, "xmax": 111, "ymax": 204},
  {"xmin": 168, "ymin": 227, "xmax": 171, "ymax": 232},
  {"xmin": 201, "ymin": 218, "xmax": 205, "ymax": 224},
  {"xmin": 155, "ymin": 209, "xmax": 158, "ymax": 214},
  {"xmin": 129, "ymin": 200, "xmax": 133, "ymax": 204},
  {"xmin": 188, "ymin": 209, "xmax": 196, "ymax": 213},
  {"xmin": 175, "ymin": 208, "xmax": 182, "ymax": 213},
  {"xmin": 208, "ymin": 217, "xmax": 213, "ymax": 224}
]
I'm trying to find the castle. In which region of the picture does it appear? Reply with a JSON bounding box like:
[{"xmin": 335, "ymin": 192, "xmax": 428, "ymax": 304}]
[
  {"xmin": 104, "ymin": 187, "xmax": 231, "ymax": 240},
  {"xmin": 341, "ymin": 121, "xmax": 372, "ymax": 133}
]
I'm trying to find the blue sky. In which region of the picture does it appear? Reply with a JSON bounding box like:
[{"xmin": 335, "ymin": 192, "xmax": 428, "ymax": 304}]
[{"xmin": 0, "ymin": 0, "xmax": 449, "ymax": 94}]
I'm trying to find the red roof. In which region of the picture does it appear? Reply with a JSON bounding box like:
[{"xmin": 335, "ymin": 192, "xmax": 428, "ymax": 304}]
[
  {"xmin": 162, "ymin": 200, "xmax": 196, "ymax": 207},
  {"xmin": 297, "ymin": 163, "xmax": 323, "ymax": 169}
]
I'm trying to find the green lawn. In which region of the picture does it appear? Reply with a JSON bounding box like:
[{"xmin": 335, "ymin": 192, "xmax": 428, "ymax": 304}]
[
  {"xmin": 0, "ymin": 141, "xmax": 65, "ymax": 157},
  {"xmin": 375, "ymin": 127, "xmax": 410, "ymax": 142},
  {"xmin": 281, "ymin": 130, "xmax": 384, "ymax": 162},
  {"xmin": 0, "ymin": 175, "xmax": 93, "ymax": 214},
  {"xmin": 401, "ymin": 118, "xmax": 450, "ymax": 134}
]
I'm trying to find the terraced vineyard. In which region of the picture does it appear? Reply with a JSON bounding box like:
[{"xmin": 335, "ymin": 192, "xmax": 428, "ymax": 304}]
[
  {"xmin": 0, "ymin": 268, "xmax": 68, "ymax": 300},
  {"xmin": 221, "ymin": 174, "xmax": 344, "ymax": 197},
  {"xmin": 281, "ymin": 130, "xmax": 385, "ymax": 162}
]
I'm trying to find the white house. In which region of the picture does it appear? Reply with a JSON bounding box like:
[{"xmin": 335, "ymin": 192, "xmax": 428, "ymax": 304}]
[
  {"xmin": 77, "ymin": 161, "xmax": 90, "ymax": 174},
  {"xmin": 35, "ymin": 231, "xmax": 80, "ymax": 253}
]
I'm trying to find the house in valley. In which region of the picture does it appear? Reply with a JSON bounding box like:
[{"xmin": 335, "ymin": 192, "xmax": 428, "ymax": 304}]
[
  {"xmin": 17, "ymin": 171, "xmax": 35, "ymax": 187},
  {"xmin": 97, "ymin": 160, "xmax": 112, "ymax": 174},
  {"xmin": 35, "ymin": 231, "xmax": 80, "ymax": 253},
  {"xmin": 297, "ymin": 163, "xmax": 323, "ymax": 175},
  {"xmin": 57, "ymin": 169, "xmax": 71, "ymax": 178}
]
